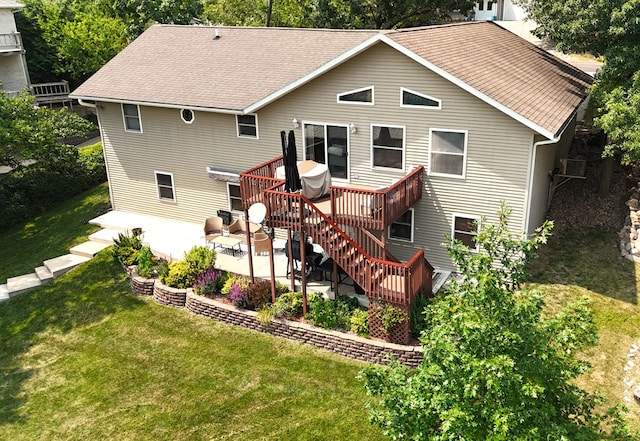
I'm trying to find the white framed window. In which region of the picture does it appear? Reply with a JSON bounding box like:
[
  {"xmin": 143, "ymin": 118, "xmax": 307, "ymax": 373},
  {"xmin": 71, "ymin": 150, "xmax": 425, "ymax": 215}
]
[
  {"xmin": 428, "ymin": 128, "xmax": 468, "ymax": 178},
  {"xmin": 236, "ymin": 114, "xmax": 258, "ymax": 138},
  {"xmin": 337, "ymin": 86, "xmax": 374, "ymax": 105},
  {"xmin": 371, "ymin": 124, "xmax": 405, "ymax": 170},
  {"xmin": 452, "ymin": 214, "xmax": 480, "ymax": 251},
  {"xmin": 400, "ymin": 87, "xmax": 441, "ymax": 109},
  {"xmin": 122, "ymin": 103, "xmax": 142, "ymax": 132},
  {"xmin": 389, "ymin": 209, "xmax": 414, "ymax": 242},
  {"xmin": 180, "ymin": 108, "xmax": 195, "ymax": 124},
  {"xmin": 227, "ymin": 182, "xmax": 243, "ymax": 212},
  {"xmin": 155, "ymin": 171, "xmax": 175, "ymax": 202}
]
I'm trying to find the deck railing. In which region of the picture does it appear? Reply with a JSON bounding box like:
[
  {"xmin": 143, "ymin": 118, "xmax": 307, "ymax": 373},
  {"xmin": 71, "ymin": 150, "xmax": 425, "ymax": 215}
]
[
  {"xmin": 0, "ymin": 33, "xmax": 22, "ymax": 52},
  {"xmin": 330, "ymin": 165, "xmax": 424, "ymax": 230},
  {"xmin": 31, "ymin": 81, "xmax": 71, "ymax": 105},
  {"xmin": 240, "ymin": 157, "xmax": 433, "ymax": 304}
]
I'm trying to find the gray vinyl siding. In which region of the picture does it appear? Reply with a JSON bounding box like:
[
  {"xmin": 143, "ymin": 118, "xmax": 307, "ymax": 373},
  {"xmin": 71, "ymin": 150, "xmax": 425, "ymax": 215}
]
[
  {"xmin": 98, "ymin": 41, "xmax": 555, "ymax": 270},
  {"xmin": 260, "ymin": 43, "xmax": 535, "ymax": 270}
]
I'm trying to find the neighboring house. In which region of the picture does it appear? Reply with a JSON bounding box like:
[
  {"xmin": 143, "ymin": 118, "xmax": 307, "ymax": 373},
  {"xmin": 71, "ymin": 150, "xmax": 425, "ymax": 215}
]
[
  {"xmin": 0, "ymin": 0, "xmax": 30, "ymax": 96},
  {"xmin": 71, "ymin": 21, "xmax": 591, "ymax": 277},
  {"xmin": 473, "ymin": 0, "xmax": 527, "ymax": 21}
]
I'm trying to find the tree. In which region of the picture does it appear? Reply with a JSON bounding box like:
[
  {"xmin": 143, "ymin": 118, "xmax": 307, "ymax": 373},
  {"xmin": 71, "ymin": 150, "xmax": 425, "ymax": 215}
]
[
  {"xmin": 203, "ymin": 0, "xmax": 314, "ymax": 27},
  {"xmin": 313, "ymin": 0, "xmax": 475, "ymax": 29},
  {"xmin": 0, "ymin": 90, "xmax": 95, "ymax": 169},
  {"xmin": 360, "ymin": 203, "xmax": 636, "ymax": 440},
  {"xmin": 110, "ymin": 0, "xmax": 205, "ymax": 38},
  {"xmin": 517, "ymin": 0, "xmax": 640, "ymax": 165}
]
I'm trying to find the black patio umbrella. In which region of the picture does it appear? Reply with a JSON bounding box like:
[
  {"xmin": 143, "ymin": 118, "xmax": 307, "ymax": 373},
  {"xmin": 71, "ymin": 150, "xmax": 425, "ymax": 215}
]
[{"xmin": 283, "ymin": 130, "xmax": 302, "ymax": 193}]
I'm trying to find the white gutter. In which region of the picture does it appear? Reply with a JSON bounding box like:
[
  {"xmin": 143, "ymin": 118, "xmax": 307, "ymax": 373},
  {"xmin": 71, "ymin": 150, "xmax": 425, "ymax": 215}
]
[
  {"xmin": 524, "ymin": 135, "xmax": 560, "ymax": 233},
  {"xmin": 77, "ymin": 98, "xmax": 96, "ymax": 108},
  {"xmin": 70, "ymin": 95, "xmax": 242, "ymax": 115}
]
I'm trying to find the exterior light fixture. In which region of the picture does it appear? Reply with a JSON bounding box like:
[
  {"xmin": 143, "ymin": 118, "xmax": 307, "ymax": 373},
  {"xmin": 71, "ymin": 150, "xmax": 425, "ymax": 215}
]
[
  {"xmin": 349, "ymin": 123, "xmax": 357, "ymax": 134},
  {"xmin": 292, "ymin": 118, "xmax": 299, "ymax": 128}
]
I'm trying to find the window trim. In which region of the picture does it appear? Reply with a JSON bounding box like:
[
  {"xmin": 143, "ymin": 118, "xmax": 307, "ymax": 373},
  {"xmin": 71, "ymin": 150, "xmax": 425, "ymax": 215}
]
[
  {"xmin": 302, "ymin": 120, "xmax": 351, "ymax": 182},
  {"xmin": 370, "ymin": 123, "xmax": 406, "ymax": 171},
  {"xmin": 227, "ymin": 182, "xmax": 243, "ymax": 212},
  {"xmin": 236, "ymin": 114, "xmax": 259, "ymax": 139},
  {"xmin": 452, "ymin": 213, "xmax": 480, "ymax": 252},
  {"xmin": 388, "ymin": 208, "xmax": 414, "ymax": 242},
  {"xmin": 154, "ymin": 171, "xmax": 176, "ymax": 203},
  {"xmin": 122, "ymin": 103, "xmax": 142, "ymax": 133},
  {"xmin": 336, "ymin": 86, "xmax": 374, "ymax": 106},
  {"xmin": 428, "ymin": 128, "xmax": 468, "ymax": 179},
  {"xmin": 400, "ymin": 87, "xmax": 442, "ymax": 110},
  {"xmin": 180, "ymin": 108, "xmax": 195, "ymax": 124}
]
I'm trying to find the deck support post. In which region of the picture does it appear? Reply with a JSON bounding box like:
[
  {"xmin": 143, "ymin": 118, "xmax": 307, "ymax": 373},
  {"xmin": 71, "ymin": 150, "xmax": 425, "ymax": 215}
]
[
  {"xmin": 244, "ymin": 212, "xmax": 254, "ymax": 283},
  {"xmin": 269, "ymin": 235, "xmax": 276, "ymax": 303},
  {"xmin": 287, "ymin": 230, "xmax": 295, "ymax": 292}
]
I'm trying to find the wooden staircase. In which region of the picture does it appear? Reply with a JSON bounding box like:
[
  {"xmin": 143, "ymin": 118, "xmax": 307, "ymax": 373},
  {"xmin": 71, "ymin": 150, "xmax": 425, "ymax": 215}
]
[{"xmin": 240, "ymin": 157, "xmax": 433, "ymax": 305}]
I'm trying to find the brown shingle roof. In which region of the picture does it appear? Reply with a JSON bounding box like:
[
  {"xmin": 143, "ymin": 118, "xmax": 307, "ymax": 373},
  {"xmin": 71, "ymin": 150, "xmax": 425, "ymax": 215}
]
[
  {"xmin": 388, "ymin": 21, "xmax": 593, "ymax": 137},
  {"xmin": 72, "ymin": 22, "xmax": 592, "ymax": 138},
  {"xmin": 72, "ymin": 25, "xmax": 378, "ymax": 112}
]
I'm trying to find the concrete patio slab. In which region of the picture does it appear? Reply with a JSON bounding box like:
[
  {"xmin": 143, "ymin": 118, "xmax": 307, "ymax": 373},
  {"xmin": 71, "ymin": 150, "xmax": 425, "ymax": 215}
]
[
  {"xmin": 0, "ymin": 284, "xmax": 9, "ymax": 302},
  {"xmin": 44, "ymin": 254, "xmax": 91, "ymax": 278},
  {"xmin": 35, "ymin": 265, "xmax": 54, "ymax": 283},
  {"xmin": 88, "ymin": 228, "xmax": 122, "ymax": 244},
  {"xmin": 7, "ymin": 273, "xmax": 41, "ymax": 296},
  {"xmin": 70, "ymin": 241, "xmax": 111, "ymax": 258}
]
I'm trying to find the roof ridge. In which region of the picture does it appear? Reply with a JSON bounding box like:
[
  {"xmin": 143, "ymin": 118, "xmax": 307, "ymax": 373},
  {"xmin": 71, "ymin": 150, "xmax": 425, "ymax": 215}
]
[{"xmin": 154, "ymin": 23, "xmax": 380, "ymax": 33}]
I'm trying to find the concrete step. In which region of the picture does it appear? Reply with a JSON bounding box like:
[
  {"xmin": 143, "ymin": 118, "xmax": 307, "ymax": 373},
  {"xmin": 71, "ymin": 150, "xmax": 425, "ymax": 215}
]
[
  {"xmin": 7, "ymin": 273, "xmax": 42, "ymax": 296},
  {"xmin": 44, "ymin": 254, "xmax": 91, "ymax": 278},
  {"xmin": 0, "ymin": 284, "xmax": 9, "ymax": 302},
  {"xmin": 35, "ymin": 265, "xmax": 54, "ymax": 283},
  {"xmin": 70, "ymin": 241, "xmax": 110, "ymax": 258},
  {"xmin": 88, "ymin": 228, "xmax": 121, "ymax": 245}
]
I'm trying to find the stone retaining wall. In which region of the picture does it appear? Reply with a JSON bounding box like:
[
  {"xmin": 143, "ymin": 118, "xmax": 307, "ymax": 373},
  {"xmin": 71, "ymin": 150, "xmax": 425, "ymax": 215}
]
[
  {"xmin": 153, "ymin": 282, "xmax": 190, "ymax": 307},
  {"xmin": 186, "ymin": 292, "xmax": 423, "ymax": 367},
  {"xmin": 131, "ymin": 275, "xmax": 155, "ymax": 296}
]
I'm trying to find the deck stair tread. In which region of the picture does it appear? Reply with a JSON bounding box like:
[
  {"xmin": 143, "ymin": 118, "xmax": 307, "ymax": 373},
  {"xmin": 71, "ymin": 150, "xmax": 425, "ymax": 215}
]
[
  {"xmin": 35, "ymin": 265, "xmax": 54, "ymax": 283},
  {"xmin": 0, "ymin": 284, "xmax": 9, "ymax": 301},
  {"xmin": 432, "ymin": 270, "xmax": 452, "ymax": 293},
  {"xmin": 88, "ymin": 228, "xmax": 122, "ymax": 244},
  {"xmin": 7, "ymin": 273, "xmax": 42, "ymax": 296},
  {"xmin": 44, "ymin": 254, "xmax": 91, "ymax": 278},
  {"xmin": 70, "ymin": 241, "xmax": 111, "ymax": 258}
]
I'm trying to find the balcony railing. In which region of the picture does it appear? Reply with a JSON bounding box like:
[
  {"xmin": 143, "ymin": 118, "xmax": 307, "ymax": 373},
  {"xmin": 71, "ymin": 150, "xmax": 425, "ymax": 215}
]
[
  {"xmin": 31, "ymin": 81, "xmax": 71, "ymax": 105},
  {"xmin": 0, "ymin": 32, "xmax": 22, "ymax": 52}
]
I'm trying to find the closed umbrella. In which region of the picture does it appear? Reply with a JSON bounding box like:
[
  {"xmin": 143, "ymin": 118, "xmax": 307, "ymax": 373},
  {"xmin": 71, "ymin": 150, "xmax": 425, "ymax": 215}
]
[{"xmin": 284, "ymin": 130, "xmax": 302, "ymax": 193}]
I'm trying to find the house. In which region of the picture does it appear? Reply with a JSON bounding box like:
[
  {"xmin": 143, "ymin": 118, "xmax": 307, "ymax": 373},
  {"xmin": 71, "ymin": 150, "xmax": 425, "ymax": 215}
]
[
  {"xmin": 473, "ymin": 0, "xmax": 527, "ymax": 21},
  {"xmin": 0, "ymin": 0, "xmax": 30, "ymax": 96},
  {"xmin": 71, "ymin": 22, "xmax": 591, "ymax": 333}
]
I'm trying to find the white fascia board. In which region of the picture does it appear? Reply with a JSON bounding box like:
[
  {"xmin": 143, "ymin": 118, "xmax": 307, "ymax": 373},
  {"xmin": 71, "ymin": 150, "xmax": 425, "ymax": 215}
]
[
  {"xmin": 377, "ymin": 34, "xmax": 558, "ymax": 141},
  {"xmin": 243, "ymin": 33, "xmax": 386, "ymax": 115},
  {"xmin": 69, "ymin": 95, "xmax": 242, "ymax": 115}
]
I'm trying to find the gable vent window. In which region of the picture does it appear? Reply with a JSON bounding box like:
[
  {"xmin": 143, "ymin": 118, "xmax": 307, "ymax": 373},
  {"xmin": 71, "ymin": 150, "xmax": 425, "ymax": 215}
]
[
  {"xmin": 401, "ymin": 87, "xmax": 441, "ymax": 109},
  {"xmin": 181, "ymin": 108, "xmax": 195, "ymax": 124},
  {"xmin": 337, "ymin": 86, "xmax": 374, "ymax": 105}
]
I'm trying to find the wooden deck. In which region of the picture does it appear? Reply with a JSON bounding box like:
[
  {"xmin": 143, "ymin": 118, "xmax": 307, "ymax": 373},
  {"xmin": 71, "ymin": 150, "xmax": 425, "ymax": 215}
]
[{"xmin": 240, "ymin": 157, "xmax": 432, "ymax": 305}]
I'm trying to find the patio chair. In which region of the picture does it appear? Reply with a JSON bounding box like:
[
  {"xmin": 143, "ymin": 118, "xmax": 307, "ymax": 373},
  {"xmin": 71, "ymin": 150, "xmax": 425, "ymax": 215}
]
[
  {"xmin": 204, "ymin": 216, "xmax": 223, "ymax": 243},
  {"xmin": 252, "ymin": 231, "xmax": 271, "ymax": 255}
]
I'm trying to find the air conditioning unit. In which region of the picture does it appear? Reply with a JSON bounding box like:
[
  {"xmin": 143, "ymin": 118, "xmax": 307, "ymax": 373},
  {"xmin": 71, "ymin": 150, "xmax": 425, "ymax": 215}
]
[{"xmin": 559, "ymin": 158, "xmax": 586, "ymax": 178}]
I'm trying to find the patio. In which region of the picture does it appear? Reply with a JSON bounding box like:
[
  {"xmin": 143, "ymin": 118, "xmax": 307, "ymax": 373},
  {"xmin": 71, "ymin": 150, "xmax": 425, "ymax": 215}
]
[{"xmin": 90, "ymin": 210, "xmax": 362, "ymax": 302}]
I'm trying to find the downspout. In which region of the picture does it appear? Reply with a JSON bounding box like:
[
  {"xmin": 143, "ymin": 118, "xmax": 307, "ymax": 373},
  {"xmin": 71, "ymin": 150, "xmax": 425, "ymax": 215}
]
[{"xmin": 524, "ymin": 135, "xmax": 560, "ymax": 234}]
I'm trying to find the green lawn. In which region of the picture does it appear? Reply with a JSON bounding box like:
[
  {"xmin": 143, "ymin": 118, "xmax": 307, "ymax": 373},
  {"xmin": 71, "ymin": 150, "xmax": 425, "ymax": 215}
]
[
  {"xmin": 527, "ymin": 227, "xmax": 640, "ymax": 429},
  {"xmin": 0, "ymin": 182, "xmax": 111, "ymax": 284}
]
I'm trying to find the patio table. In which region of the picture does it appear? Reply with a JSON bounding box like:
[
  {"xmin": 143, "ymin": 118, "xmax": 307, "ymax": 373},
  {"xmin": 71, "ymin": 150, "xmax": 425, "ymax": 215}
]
[{"xmin": 210, "ymin": 235, "xmax": 242, "ymax": 256}]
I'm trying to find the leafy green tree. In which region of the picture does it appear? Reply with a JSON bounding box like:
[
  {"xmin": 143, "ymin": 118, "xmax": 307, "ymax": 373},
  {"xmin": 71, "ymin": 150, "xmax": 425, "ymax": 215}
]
[
  {"xmin": 517, "ymin": 0, "xmax": 640, "ymax": 164},
  {"xmin": 0, "ymin": 90, "xmax": 95, "ymax": 169},
  {"xmin": 203, "ymin": 0, "xmax": 314, "ymax": 27},
  {"xmin": 110, "ymin": 0, "xmax": 205, "ymax": 38},
  {"xmin": 360, "ymin": 203, "xmax": 636, "ymax": 440},
  {"xmin": 313, "ymin": 0, "xmax": 475, "ymax": 29}
]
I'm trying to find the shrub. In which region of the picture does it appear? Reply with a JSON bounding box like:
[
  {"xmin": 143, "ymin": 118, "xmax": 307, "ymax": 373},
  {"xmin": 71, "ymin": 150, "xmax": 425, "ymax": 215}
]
[
  {"xmin": 183, "ymin": 245, "xmax": 216, "ymax": 276},
  {"xmin": 160, "ymin": 260, "xmax": 192, "ymax": 289},
  {"xmin": 307, "ymin": 294, "xmax": 358, "ymax": 331},
  {"xmin": 273, "ymin": 291, "xmax": 304, "ymax": 318},
  {"xmin": 247, "ymin": 280, "xmax": 273, "ymax": 310},
  {"xmin": 112, "ymin": 230, "xmax": 143, "ymax": 265},
  {"xmin": 410, "ymin": 289, "xmax": 430, "ymax": 338},
  {"xmin": 350, "ymin": 309, "xmax": 369, "ymax": 337},
  {"xmin": 194, "ymin": 269, "xmax": 227, "ymax": 296},
  {"xmin": 221, "ymin": 274, "xmax": 251, "ymax": 308},
  {"xmin": 136, "ymin": 245, "xmax": 155, "ymax": 278},
  {"xmin": 373, "ymin": 302, "xmax": 408, "ymax": 332}
]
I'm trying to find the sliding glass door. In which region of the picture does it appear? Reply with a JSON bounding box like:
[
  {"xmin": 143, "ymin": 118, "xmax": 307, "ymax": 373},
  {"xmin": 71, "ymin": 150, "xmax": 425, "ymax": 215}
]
[{"xmin": 303, "ymin": 123, "xmax": 349, "ymax": 180}]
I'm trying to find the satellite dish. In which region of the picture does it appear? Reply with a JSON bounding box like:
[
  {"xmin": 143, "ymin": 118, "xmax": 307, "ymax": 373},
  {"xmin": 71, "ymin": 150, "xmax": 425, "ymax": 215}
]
[{"xmin": 248, "ymin": 202, "xmax": 267, "ymax": 224}]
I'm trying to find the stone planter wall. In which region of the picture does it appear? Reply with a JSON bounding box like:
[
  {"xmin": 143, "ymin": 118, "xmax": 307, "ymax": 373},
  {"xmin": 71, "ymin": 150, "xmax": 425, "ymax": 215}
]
[
  {"xmin": 186, "ymin": 292, "xmax": 423, "ymax": 367},
  {"xmin": 130, "ymin": 274, "xmax": 155, "ymax": 296},
  {"xmin": 153, "ymin": 281, "xmax": 190, "ymax": 307}
]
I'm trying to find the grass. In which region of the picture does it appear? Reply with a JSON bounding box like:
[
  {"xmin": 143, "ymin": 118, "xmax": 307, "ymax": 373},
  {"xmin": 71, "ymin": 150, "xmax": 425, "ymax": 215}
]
[
  {"xmin": 527, "ymin": 227, "xmax": 640, "ymax": 429},
  {"xmin": 0, "ymin": 182, "xmax": 111, "ymax": 283},
  {"xmin": 0, "ymin": 251, "xmax": 384, "ymax": 440}
]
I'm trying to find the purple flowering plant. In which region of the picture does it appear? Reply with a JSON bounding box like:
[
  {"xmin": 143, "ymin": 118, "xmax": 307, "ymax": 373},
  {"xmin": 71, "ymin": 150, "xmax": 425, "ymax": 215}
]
[{"xmin": 195, "ymin": 269, "xmax": 225, "ymax": 295}]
